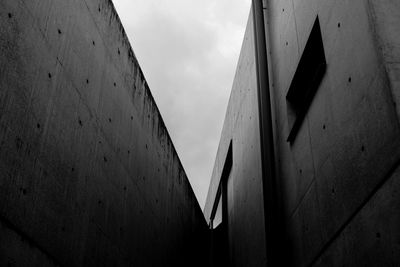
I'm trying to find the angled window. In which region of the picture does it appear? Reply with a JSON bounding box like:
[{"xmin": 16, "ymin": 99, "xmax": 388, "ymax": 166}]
[
  {"xmin": 209, "ymin": 141, "xmax": 232, "ymax": 266},
  {"xmin": 286, "ymin": 16, "xmax": 326, "ymax": 143},
  {"xmin": 210, "ymin": 141, "xmax": 232, "ymax": 229},
  {"xmin": 211, "ymin": 190, "xmax": 223, "ymax": 229}
]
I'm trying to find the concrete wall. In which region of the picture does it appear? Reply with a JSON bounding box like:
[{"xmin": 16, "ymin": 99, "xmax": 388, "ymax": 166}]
[
  {"xmin": 204, "ymin": 11, "xmax": 268, "ymax": 267},
  {"xmin": 266, "ymin": 0, "xmax": 400, "ymax": 266},
  {"xmin": 0, "ymin": 0, "xmax": 207, "ymax": 266},
  {"xmin": 205, "ymin": 0, "xmax": 400, "ymax": 266}
]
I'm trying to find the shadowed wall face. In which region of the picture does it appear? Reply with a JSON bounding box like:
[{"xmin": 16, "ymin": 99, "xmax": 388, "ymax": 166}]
[
  {"xmin": 205, "ymin": 0, "xmax": 400, "ymax": 266},
  {"xmin": 267, "ymin": 0, "xmax": 400, "ymax": 265},
  {"xmin": 0, "ymin": 0, "xmax": 207, "ymax": 266}
]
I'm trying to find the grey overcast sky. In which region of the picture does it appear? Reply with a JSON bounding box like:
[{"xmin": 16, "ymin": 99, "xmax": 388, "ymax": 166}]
[{"xmin": 113, "ymin": 0, "xmax": 251, "ymax": 208}]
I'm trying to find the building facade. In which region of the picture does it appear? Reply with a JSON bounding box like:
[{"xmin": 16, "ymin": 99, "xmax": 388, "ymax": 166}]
[
  {"xmin": 0, "ymin": 0, "xmax": 207, "ymax": 266},
  {"xmin": 205, "ymin": 1, "xmax": 400, "ymax": 266}
]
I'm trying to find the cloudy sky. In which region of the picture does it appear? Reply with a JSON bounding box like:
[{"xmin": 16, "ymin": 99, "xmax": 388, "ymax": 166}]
[{"xmin": 113, "ymin": 0, "xmax": 251, "ymax": 208}]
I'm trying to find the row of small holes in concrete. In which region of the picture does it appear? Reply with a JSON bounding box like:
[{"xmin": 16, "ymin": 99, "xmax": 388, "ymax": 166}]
[
  {"xmin": 284, "ymin": 21, "xmax": 343, "ymax": 47},
  {"xmin": 50, "ymin": 7, "xmax": 141, "ymax": 147},
  {"xmin": 47, "ymin": 69, "xmax": 131, "ymax": 133},
  {"xmin": 36, "ymin": 9, "xmax": 146, "ymax": 176},
  {"xmin": 280, "ymin": 7, "xmax": 342, "ymax": 29},
  {"xmin": 6, "ymin": 10, "xmax": 120, "ymax": 54}
]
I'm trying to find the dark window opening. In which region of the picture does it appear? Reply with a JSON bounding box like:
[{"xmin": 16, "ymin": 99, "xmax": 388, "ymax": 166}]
[
  {"xmin": 286, "ymin": 16, "xmax": 326, "ymax": 143},
  {"xmin": 209, "ymin": 141, "xmax": 232, "ymax": 266},
  {"xmin": 212, "ymin": 193, "xmax": 223, "ymax": 229},
  {"xmin": 210, "ymin": 141, "xmax": 232, "ymax": 228}
]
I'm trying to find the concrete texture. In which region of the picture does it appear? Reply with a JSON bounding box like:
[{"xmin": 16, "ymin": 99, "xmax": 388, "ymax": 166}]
[
  {"xmin": 367, "ymin": 0, "xmax": 400, "ymax": 120},
  {"xmin": 205, "ymin": 0, "xmax": 400, "ymax": 266},
  {"xmin": 314, "ymin": 164, "xmax": 400, "ymax": 267},
  {"xmin": 204, "ymin": 10, "xmax": 268, "ymax": 267},
  {"xmin": 0, "ymin": 0, "xmax": 207, "ymax": 266},
  {"xmin": 265, "ymin": 0, "xmax": 400, "ymax": 265}
]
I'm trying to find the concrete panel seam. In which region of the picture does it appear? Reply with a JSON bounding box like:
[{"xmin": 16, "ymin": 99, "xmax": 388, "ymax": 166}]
[
  {"xmin": 0, "ymin": 214, "xmax": 60, "ymax": 266},
  {"xmin": 308, "ymin": 157, "xmax": 400, "ymax": 267}
]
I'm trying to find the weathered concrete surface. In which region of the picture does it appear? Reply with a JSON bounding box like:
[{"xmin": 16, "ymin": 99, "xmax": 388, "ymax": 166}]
[
  {"xmin": 0, "ymin": 0, "xmax": 207, "ymax": 266},
  {"xmin": 204, "ymin": 11, "xmax": 268, "ymax": 267},
  {"xmin": 206, "ymin": 0, "xmax": 400, "ymax": 266},
  {"xmin": 265, "ymin": 0, "xmax": 400, "ymax": 265},
  {"xmin": 314, "ymin": 164, "xmax": 400, "ymax": 267},
  {"xmin": 0, "ymin": 217, "xmax": 55, "ymax": 267},
  {"xmin": 367, "ymin": 0, "xmax": 400, "ymax": 120}
]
